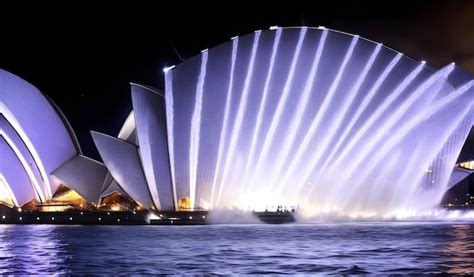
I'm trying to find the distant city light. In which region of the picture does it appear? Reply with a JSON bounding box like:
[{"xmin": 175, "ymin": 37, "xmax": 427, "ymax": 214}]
[
  {"xmin": 318, "ymin": 26, "xmax": 326, "ymax": 29},
  {"xmin": 421, "ymin": 60, "xmax": 427, "ymax": 64},
  {"xmin": 269, "ymin": 26, "xmax": 279, "ymax": 30},
  {"xmin": 201, "ymin": 48, "xmax": 208, "ymax": 53}
]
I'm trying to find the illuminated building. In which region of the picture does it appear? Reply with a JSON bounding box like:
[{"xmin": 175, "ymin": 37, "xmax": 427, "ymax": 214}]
[
  {"xmin": 1, "ymin": 26, "xmax": 473, "ymax": 216},
  {"xmin": 0, "ymin": 69, "xmax": 135, "ymax": 212},
  {"xmin": 93, "ymin": 27, "xmax": 474, "ymax": 215}
]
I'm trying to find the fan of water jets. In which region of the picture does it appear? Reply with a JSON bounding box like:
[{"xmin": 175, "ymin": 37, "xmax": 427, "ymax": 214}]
[{"xmin": 164, "ymin": 27, "xmax": 473, "ymax": 217}]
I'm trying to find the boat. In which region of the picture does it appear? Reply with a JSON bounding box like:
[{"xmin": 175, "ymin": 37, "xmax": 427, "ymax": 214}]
[{"xmin": 252, "ymin": 206, "xmax": 297, "ymax": 224}]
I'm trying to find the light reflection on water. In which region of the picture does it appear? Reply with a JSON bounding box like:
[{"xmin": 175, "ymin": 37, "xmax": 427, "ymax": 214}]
[
  {"xmin": 0, "ymin": 223, "xmax": 472, "ymax": 274},
  {"xmin": 442, "ymin": 224, "xmax": 474, "ymax": 274}
]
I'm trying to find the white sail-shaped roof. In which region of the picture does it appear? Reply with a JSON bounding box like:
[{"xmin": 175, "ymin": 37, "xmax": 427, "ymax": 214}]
[
  {"xmin": 163, "ymin": 26, "xmax": 473, "ymax": 214},
  {"xmin": 0, "ymin": 69, "xmax": 78, "ymax": 199},
  {"xmin": 117, "ymin": 111, "xmax": 137, "ymax": 144},
  {"xmin": 131, "ymin": 83, "xmax": 175, "ymax": 211},
  {"xmin": 91, "ymin": 131, "xmax": 155, "ymax": 209},
  {"xmin": 52, "ymin": 155, "xmax": 107, "ymax": 203},
  {"xmin": 0, "ymin": 115, "xmax": 45, "ymax": 198},
  {"xmin": 0, "ymin": 137, "xmax": 38, "ymax": 206}
]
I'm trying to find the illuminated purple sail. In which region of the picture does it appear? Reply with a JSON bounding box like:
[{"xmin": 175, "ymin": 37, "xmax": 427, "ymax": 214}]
[
  {"xmin": 0, "ymin": 69, "xmax": 79, "ymax": 203},
  {"xmin": 165, "ymin": 27, "xmax": 474, "ymax": 216}
]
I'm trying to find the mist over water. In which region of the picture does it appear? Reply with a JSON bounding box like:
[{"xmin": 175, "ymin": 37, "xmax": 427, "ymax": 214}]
[
  {"xmin": 208, "ymin": 208, "xmax": 474, "ymax": 223},
  {"xmin": 0, "ymin": 223, "xmax": 473, "ymax": 275},
  {"xmin": 207, "ymin": 209, "xmax": 262, "ymax": 224},
  {"xmin": 296, "ymin": 209, "xmax": 474, "ymax": 223}
]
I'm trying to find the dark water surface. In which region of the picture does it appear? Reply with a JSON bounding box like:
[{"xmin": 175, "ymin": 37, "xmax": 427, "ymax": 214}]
[{"xmin": 0, "ymin": 223, "xmax": 473, "ymax": 274}]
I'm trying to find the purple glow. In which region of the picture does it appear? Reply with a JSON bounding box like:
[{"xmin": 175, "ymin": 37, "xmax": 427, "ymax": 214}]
[{"xmin": 165, "ymin": 27, "xmax": 473, "ymax": 216}]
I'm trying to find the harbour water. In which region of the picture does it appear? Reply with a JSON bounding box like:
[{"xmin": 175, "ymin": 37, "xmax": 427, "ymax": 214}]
[{"xmin": 0, "ymin": 223, "xmax": 473, "ymax": 274}]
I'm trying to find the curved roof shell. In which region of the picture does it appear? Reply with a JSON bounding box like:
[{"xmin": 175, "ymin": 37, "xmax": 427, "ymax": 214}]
[
  {"xmin": 51, "ymin": 155, "xmax": 107, "ymax": 203},
  {"xmin": 131, "ymin": 83, "xmax": 175, "ymax": 211},
  {"xmin": 163, "ymin": 26, "xmax": 473, "ymax": 212},
  {"xmin": 91, "ymin": 131, "xmax": 155, "ymax": 210},
  {"xmin": 0, "ymin": 69, "xmax": 81, "ymax": 205},
  {"xmin": 0, "ymin": 136, "xmax": 39, "ymax": 206}
]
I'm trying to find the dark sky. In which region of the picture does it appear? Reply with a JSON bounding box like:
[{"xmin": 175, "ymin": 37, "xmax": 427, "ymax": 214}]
[{"xmin": 1, "ymin": 1, "xmax": 473, "ymax": 160}]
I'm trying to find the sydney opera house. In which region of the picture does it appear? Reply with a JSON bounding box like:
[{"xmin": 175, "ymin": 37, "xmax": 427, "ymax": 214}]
[{"xmin": 1, "ymin": 26, "xmax": 473, "ymax": 219}]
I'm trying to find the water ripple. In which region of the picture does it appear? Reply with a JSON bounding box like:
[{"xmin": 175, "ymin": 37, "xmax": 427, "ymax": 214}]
[{"xmin": 0, "ymin": 223, "xmax": 473, "ymax": 274}]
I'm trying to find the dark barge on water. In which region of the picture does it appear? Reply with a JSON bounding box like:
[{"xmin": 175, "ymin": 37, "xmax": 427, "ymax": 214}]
[
  {"xmin": 0, "ymin": 205, "xmax": 150, "ymax": 225},
  {"xmin": 252, "ymin": 210, "xmax": 296, "ymax": 224}
]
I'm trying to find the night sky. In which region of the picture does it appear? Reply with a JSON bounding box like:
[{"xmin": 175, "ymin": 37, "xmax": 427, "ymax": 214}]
[{"xmin": 1, "ymin": 0, "xmax": 473, "ymax": 160}]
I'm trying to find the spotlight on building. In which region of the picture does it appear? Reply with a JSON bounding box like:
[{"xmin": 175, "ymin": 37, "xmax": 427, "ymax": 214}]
[{"xmin": 163, "ymin": 65, "xmax": 176, "ymax": 73}]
